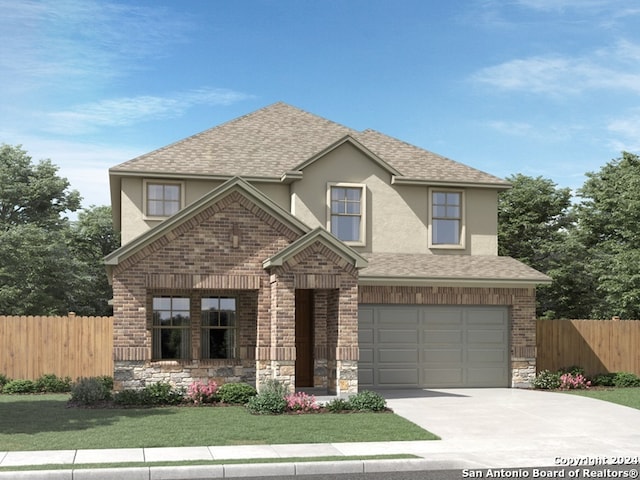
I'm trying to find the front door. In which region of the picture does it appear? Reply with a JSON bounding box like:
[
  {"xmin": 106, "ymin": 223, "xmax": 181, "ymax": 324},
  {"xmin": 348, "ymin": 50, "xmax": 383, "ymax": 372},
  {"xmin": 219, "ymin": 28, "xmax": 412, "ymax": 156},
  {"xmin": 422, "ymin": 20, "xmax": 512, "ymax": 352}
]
[{"xmin": 295, "ymin": 289, "xmax": 314, "ymax": 387}]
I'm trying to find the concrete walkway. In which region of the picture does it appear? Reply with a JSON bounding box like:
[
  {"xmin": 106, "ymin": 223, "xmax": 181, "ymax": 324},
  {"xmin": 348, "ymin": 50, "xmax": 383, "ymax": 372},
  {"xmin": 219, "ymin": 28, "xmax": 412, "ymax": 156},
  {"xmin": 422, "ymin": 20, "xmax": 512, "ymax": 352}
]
[{"xmin": 1, "ymin": 388, "xmax": 639, "ymax": 479}]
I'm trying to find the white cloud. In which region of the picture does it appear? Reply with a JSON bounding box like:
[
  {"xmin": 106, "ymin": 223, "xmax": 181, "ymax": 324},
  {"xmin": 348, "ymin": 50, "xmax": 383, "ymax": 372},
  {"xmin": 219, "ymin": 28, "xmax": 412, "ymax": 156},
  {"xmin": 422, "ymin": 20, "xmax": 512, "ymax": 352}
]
[
  {"xmin": 472, "ymin": 41, "xmax": 640, "ymax": 97},
  {"xmin": 607, "ymin": 113, "xmax": 640, "ymax": 152},
  {"xmin": 44, "ymin": 88, "xmax": 253, "ymax": 134}
]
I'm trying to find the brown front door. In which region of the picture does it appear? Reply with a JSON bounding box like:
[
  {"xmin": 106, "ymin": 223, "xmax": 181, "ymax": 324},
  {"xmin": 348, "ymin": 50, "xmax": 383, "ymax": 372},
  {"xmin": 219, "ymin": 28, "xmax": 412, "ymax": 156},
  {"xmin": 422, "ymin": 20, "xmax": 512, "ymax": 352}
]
[{"xmin": 295, "ymin": 289, "xmax": 314, "ymax": 387}]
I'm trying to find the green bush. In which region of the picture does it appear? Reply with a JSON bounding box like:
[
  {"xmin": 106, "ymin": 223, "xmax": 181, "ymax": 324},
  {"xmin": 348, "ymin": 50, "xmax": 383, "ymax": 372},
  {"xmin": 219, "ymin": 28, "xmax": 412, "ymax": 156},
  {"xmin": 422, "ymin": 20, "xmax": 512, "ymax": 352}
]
[
  {"xmin": 218, "ymin": 383, "xmax": 257, "ymax": 404},
  {"xmin": 559, "ymin": 365, "xmax": 586, "ymax": 376},
  {"xmin": 613, "ymin": 372, "xmax": 640, "ymax": 388},
  {"xmin": 35, "ymin": 373, "xmax": 72, "ymax": 393},
  {"xmin": 532, "ymin": 370, "xmax": 562, "ymax": 389},
  {"xmin": 325, "ymin": 397, "xmax": 351, "ymax": 413},
  {"xmin": 591, "ymin": 373, "xmax": 616, "ymax": 387},
  {"xmin": 3, "ymin": 379, "xmax": 36, "ymax": 394},
  {"xmin": 113, "ymin": 389, "xmax": 145, "ymax": 406},
  {"xmin": 347, "ymin": 390, "xmax": 387, "ymax": 412},
  {"xmin": 70, "ymin": 377, "xmax": 111, "ymax": 405},
  {"xmin": 246, "ymin": 391, "xmax": 287, "ymax": 414},
  {"xmin": 95, "ymin": 375, "xmax": 114, "ymax": 392}
]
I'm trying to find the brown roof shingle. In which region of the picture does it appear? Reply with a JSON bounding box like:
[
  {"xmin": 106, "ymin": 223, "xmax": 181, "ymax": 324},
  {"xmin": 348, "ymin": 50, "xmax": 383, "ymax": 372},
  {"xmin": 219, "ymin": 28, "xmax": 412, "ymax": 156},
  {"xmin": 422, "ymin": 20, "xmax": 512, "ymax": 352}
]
[
  {"xmin": 110, "ymin": 102, "xmax": 510, "ymax": 186},
  {"xmin": 360, "ymin": 252, "xmax": 551, "ymax": 283}
]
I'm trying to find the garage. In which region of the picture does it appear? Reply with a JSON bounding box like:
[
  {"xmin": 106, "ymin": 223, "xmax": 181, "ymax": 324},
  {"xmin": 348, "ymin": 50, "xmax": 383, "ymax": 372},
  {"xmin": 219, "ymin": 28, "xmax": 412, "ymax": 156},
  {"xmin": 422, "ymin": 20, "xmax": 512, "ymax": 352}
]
[{"xmin": 358, "ymin": 305, "xmax": 510, "ymax": 388}]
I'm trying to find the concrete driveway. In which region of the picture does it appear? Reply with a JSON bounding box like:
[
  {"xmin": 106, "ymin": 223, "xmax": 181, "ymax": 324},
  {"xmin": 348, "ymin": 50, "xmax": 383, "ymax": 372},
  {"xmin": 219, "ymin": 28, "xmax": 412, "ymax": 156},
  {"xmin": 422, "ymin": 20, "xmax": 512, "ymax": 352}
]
[{"xmin": 380, "ymin": 388, "xmax": 640, "ymax": 469}]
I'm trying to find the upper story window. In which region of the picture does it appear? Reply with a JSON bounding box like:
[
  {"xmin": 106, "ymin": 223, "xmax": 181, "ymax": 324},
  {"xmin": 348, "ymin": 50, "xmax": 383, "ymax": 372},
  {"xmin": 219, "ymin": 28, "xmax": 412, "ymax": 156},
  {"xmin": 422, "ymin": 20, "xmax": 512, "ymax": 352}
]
[
  {"xmin": 144, "ymin": 180, "xmax": 183, "ymax": 218},
  {"xmin": 328, "ymin": 183, "xmax": 366, "ymax": 245},
  {"xmin": 430, "ymin": 189, "xmax": 465, "ymax": 248}
]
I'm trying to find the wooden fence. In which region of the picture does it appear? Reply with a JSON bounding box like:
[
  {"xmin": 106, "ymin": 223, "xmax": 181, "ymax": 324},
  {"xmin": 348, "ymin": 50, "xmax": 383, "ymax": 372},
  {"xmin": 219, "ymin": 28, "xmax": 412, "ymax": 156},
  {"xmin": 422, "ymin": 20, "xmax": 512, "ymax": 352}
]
[
  {"xmin": 0, "ymin": 314, "xmax": 113, "ymax": 380},
  {"xmin": 537, "ymin": 319, "xmax": 640, "ymax": 376}
]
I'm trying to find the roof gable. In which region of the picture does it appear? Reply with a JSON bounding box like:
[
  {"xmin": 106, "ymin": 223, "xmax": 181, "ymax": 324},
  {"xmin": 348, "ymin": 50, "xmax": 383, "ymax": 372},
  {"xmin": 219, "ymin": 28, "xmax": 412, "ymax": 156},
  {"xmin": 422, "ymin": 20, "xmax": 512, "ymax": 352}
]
[
  {"xmin": 263, "ymin": 227, "xmax": 368, "ymax": 270},
  {"xmin": 105, "ymin": 177, "xmax": 309, "ymax": 269}
]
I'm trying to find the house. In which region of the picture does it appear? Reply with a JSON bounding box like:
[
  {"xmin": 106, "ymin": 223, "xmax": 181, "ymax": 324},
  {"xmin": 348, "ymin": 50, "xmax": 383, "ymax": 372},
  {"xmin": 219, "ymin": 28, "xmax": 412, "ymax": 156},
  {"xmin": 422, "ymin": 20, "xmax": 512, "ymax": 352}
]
[{"xmin": 105, "ymin": 102, "xmax": 550, "ymax": 394}]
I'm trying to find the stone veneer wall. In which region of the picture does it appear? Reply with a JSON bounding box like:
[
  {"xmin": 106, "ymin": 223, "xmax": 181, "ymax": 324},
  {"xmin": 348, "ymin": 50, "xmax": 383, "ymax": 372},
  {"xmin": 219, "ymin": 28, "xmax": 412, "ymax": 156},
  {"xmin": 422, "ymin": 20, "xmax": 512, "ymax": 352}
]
[{"xmin": 358, "ymin": 285, "xmax": 538, "ymax": 388}]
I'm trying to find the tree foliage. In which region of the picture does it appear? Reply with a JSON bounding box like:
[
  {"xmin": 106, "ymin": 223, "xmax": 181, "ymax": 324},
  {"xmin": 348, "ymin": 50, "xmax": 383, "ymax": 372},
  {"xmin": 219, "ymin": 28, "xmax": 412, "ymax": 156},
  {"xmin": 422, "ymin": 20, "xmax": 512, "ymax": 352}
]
[
  {"xmin": 0, "ymin": 145, "xmax": 118, "ymax": 316},
  {"xmin": 0, "ymin": 144, "xmax": 81, "ymax": 230}
]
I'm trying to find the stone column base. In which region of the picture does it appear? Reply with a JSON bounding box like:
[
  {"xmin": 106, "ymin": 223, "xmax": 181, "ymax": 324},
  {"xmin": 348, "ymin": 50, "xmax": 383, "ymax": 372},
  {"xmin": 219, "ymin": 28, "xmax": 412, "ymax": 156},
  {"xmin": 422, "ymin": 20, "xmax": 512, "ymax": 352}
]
[{"xmin": 512, "ymin": 357, "xmax": 536, "ymax": 388}]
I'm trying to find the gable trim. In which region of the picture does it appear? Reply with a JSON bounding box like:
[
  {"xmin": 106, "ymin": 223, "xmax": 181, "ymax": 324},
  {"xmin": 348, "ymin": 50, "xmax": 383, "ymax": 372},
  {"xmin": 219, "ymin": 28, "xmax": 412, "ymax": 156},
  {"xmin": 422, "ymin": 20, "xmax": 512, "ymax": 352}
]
[
  {"xmin": 262, "ymin": 227, "xmax": 369, "ymax": 270},
  {"xmin": 292, "ymin": 135, "xmax": 402, "ymax": 178}
]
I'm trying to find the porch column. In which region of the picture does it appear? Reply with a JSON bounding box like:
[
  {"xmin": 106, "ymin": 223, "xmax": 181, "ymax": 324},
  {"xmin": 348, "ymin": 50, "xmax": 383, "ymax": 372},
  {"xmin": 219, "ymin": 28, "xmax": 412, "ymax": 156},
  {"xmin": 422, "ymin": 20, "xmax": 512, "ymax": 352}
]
[
  {"xmin": 261, "ymin": 270, "xmax": 296, "ymax": 392},
  {"xmin": 328, "ymin": 277, "xmax": 359, "ymax": 395}
]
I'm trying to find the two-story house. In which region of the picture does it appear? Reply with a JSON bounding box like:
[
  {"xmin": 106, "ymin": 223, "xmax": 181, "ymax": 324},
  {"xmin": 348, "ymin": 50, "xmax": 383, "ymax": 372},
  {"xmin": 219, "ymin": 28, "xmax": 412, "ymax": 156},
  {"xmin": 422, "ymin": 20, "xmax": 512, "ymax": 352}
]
[{"xmin": 105, "ymin": 102, "xmax": 549, "ymax": 395}]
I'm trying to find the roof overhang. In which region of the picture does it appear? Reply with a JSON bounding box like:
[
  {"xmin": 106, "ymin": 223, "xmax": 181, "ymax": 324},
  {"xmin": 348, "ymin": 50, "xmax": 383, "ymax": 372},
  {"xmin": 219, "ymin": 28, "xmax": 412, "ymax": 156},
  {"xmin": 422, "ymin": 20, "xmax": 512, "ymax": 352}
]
[{"xmin": 391, "ymin": 176, "xmax": 513, "ymax": 190}]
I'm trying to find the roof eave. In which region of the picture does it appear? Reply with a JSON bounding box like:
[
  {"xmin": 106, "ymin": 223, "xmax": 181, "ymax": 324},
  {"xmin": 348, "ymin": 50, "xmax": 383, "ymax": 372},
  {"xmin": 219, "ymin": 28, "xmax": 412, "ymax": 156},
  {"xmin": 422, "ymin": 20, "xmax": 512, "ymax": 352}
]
[
  {"xmin": 358, "ymin": 275, "xmax": 551, "ymax": 287},
  {"xmin": 391, "ymin": 176, "xmax": 512, "ymax": 190}
]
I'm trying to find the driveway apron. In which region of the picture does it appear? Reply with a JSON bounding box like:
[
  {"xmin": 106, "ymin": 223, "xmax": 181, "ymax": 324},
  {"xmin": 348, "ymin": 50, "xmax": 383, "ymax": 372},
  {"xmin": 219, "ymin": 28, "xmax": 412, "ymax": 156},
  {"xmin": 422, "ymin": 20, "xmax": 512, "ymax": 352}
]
[{"xmin": 381, "ymin": 388, "xmax": 640, "ymax": 468}]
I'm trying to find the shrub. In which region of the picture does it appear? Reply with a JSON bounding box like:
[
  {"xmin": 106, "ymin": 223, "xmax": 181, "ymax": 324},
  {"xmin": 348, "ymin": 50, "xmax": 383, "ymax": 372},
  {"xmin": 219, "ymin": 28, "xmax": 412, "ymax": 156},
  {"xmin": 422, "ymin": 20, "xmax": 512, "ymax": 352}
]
[
  {"xmin": 285, "ymin": 392, "xmax": 320, "ymax": 413},
  {"xmin": 218, "ymin": 382, "xmax": 257, "ymax": 404},
  {"xmin": 591, "ymin": 373, "xmax": 616, "ymax": 387},
  {"xmin": 35, "ymin": 373, "xmax": 72, "ymax": 393},
  {"xmin": 532, "ymin": 370, "xmax": 562, "ymax": 390},
  {"xmin": 113, "ymin": 389, "xmax": 145, "ymax": 406},
  {"xmin": 613, "ymin": 372, "xmax": 640, "ymax": 388},
  {"xmin": 186, "ymin": 380, "xmax": 219, "ymax": 405},
  {"xmin": 559, "ymin": 365, "xmax": 586, "ymax": 376},
  {"xmin": 559, "ymin": 372, "xmax": 591, "ymax": 390},
  {"xmin": 347, "ymin": 390, "xmax": 387, "ymax": 412},
  {"xmin": 325, "ymin": 398, "xmax": 351, "ymax": 413},
  {"xmin": 246, "ymin": 391, "xmax": 287, "ymax": 414},
  {"xmin": 142, "ymin": 382, "xmax": 184, "ymax": 405},
  {"xmin": 71, "ymin": 377, "xmax": 111, "ymax": 405},
  {"xmin": 95, "ymin": 375, "xmax": 114, "ymax": 392},
  {"xmin": 3, "ymin": 379, "xmax": 36, "ymax": 394}
]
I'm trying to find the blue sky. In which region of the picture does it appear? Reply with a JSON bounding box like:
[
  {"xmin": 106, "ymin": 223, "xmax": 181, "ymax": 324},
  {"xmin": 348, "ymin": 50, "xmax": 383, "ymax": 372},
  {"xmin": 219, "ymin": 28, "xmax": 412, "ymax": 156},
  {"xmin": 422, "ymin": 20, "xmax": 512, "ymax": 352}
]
[{"xmin": 2, "ymin": 0, "xmax": 640, "ymax": 211}]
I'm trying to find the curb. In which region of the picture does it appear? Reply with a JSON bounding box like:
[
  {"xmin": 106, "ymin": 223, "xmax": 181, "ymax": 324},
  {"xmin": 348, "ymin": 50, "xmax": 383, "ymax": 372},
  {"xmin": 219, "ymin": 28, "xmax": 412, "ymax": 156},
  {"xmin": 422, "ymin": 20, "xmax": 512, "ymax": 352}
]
[{"xmin": 0, "ymin": 458, "xmax": 434, "ymax": 479}]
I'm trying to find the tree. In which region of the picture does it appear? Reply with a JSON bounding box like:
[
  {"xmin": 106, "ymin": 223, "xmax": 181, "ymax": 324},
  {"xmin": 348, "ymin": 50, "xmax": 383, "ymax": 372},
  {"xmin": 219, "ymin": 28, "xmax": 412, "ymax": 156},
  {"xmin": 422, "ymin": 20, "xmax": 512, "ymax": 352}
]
[
  {"xmin": 498, "ymin": 174, "xmax": 582, "ymax": 317},
  {"xmin": 0, "ymin": 144, "xmax": 80, "ymax": 230},
  {"xmin": 67, "ymin": 206, "xmax": 120, "ymax": 316},
  {"xmin": 575, "ymin": 152, "xmax": 640, "ymax": 318}
]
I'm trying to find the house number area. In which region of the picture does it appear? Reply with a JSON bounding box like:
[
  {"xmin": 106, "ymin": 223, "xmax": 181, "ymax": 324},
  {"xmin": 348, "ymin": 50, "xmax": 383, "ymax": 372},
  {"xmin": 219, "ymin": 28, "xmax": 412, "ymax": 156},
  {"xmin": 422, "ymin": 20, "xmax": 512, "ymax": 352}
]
[{"xmin": 462, "ymin": 467, "xmax": 639, "ymax": 478}]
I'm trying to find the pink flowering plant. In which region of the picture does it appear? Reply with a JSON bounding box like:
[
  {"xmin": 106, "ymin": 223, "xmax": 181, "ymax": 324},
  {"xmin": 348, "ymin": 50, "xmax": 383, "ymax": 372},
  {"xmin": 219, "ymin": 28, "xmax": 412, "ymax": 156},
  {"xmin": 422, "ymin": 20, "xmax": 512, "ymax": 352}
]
[
  {"xmin": 285, "ymin": 392, "xmax": 320, "ymax": 413},
  {"xmin": 186, "ymin": 380, "xmax": 219, "ymax": 405},
  {"xmin": 559, "ymin": 373, "xmax": 591, "ymax": 390}
]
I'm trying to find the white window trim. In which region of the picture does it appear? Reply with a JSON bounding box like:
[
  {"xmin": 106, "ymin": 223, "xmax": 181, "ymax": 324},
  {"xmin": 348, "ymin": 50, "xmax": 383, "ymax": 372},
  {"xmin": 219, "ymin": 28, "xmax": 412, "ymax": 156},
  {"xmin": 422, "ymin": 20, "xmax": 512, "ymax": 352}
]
[
  {"xmin": 428, "ymin": 187, "xmax": 466, "ymax": 250},
  {"xmin": 143, "ymin": 179, "xmax": 185, "ymax": 220},
  {"xmin": 326, "ymin": 182, "xmax": 367, "ymax": 246}
]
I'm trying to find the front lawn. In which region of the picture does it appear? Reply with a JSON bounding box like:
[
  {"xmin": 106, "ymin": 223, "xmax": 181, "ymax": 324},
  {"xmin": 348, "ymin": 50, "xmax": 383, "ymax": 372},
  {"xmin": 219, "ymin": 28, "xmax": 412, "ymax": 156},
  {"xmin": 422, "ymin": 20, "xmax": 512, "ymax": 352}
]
[
  {"xmin": 565, "ymin": 387, "xmax": 640, "ymax": 410},
  {"xmin": 0, "ymin": 394, "xmax": 438, "ymax": 451}
]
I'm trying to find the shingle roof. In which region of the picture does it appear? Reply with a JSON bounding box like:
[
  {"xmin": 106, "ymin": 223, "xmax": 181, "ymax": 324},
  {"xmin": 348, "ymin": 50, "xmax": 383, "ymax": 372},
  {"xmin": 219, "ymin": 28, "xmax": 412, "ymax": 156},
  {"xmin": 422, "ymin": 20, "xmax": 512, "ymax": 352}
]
[
  {"xmin": 360, "ymin": 253, "xmax": 551, "ymax": 283},
  {"xmin": 110, "ymin": 102, "xmax": 510, "ymax": 186}
]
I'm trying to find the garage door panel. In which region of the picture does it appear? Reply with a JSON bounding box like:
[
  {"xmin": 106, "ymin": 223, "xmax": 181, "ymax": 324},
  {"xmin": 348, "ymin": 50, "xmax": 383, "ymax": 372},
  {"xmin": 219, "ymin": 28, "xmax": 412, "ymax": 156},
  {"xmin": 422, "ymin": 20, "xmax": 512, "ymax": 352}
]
[
  {"xmin": 378, "ymin": 368, "xmax": 419, "ymax": 385},
  {"xmin": 467, "ymin": 309, "xmax": 507, "ymax": 324},
  {"xmin": 358, "ymin": 328, "xmax": 374, "ymax": 344},
  {"xmin": 424, "ymin": 310, "xmax": 463, "ymax": 324},
  {"xmin": 378, "ymin": 348, "xmax": 418, "ymax": 363},
  {"xmin": 378, "ymin": 329, "xmax": 417, "ymax": 344},
  {"xmin": 423, "ymin": 348, "xmax": 463, "ymax": 363},
  {"xmin": 424, "ymin": 330, "xmax": 463, "ymax": 344},
  {"xmin": 467, "ymin": 367, "xmax": 508, "ymax": 385},
  {"xmin": 378, "ymin": 309, "xmax": 419, "ymax": 325},
  {"xmin": 359, "ymin": 368, "xmax": 374, "ymax": 386},
  {"xmin": 359, "ymin": 348, "xmax": 374, "ymax": 363}
]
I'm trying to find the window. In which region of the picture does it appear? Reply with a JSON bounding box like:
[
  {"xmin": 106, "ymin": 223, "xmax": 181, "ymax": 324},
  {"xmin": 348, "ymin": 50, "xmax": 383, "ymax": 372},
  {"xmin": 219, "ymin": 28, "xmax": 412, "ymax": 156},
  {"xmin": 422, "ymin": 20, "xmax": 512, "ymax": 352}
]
[
  {"xmin": 152, "ymin": 297, "xmax": 191, "ymax": 360},
  {"xmin": 201, "ymin": 297, "xmax": 236, "ymax": 359},
  {"xmin": 328, "ymin": 184, "xmax": 365, "ymax": 244},
  {"xmin": 145, "ymin": 181, "xmax": 182, "ymax": 217},
  {"xmin": 430, "ymin": 190, "xmax": 463, "ymax": 246}
]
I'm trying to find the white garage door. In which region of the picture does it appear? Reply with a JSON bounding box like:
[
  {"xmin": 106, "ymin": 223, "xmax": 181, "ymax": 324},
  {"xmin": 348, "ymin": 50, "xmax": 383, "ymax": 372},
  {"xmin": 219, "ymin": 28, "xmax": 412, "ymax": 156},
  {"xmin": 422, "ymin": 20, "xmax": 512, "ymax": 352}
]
[{"xmin": 358, "ymin": 305, "xmax": 509, "ymax": 388}]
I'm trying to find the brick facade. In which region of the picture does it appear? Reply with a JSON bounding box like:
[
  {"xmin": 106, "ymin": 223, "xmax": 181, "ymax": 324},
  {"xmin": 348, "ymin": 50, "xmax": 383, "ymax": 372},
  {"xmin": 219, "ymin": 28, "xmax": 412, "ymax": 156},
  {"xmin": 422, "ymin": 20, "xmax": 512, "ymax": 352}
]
[{"xmin": 112, "ymin": 189, "xmax": 361, "ymax": 393}]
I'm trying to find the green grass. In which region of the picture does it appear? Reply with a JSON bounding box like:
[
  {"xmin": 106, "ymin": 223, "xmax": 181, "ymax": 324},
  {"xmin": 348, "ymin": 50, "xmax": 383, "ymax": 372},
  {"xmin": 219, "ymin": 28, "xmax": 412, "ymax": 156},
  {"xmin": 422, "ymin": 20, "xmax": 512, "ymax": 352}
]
[
  {"xmin": 0, "ymin": 394, "xmax": 438, "ymax": 451},
  {"xmin": 565, "ymin": 387, "xmax": 640, "ymax": 410}
]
